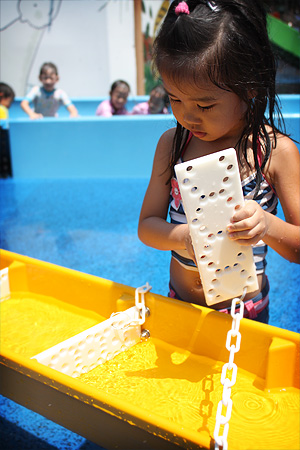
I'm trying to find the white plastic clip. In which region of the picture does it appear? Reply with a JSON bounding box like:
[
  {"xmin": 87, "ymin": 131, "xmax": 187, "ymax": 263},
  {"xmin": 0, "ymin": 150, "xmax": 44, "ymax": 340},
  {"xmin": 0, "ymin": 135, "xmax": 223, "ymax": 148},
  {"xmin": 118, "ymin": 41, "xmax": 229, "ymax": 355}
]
[
  {"xmin": 0, "ymin": 267, "xmax": 10, "ymax": 301},
  {"xmin": 135, "ymin": 282, "xmax": 151, "ymax": 325}
]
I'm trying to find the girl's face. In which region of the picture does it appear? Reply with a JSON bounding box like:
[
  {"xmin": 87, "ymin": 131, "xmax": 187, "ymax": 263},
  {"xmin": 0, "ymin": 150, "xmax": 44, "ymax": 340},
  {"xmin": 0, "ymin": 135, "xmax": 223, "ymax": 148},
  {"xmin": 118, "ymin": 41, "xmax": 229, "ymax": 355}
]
[
  {"xmin": 162, "ymin": 73, "xmax": 248, "ymax": 145},
  {"xmin": 0, "ymin": 96, "xmax": 13, "ymax": 108},
  {"xmin": 39, "ymin": 69, "xmax": 59, "ymax": 92},
  {"xmin": 110, "ymin": 84, "xmax": 129, "ymax": 111},
  {"xmin": 148, "ymin": 91, "xmax": 165, "ymax": 114}
]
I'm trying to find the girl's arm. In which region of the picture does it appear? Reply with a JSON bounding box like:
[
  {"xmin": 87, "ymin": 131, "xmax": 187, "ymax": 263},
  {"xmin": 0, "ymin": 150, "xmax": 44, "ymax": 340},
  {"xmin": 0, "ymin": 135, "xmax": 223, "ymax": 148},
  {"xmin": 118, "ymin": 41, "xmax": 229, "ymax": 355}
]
[
  {"xmin": 138, "ymin": 129, "xmax": 193, "ymax": 254},
  {"xmin": 67, "ymin": 103, "xmax": 78, "ymax": 117},
  {"xmin": 227, "ymin": 136, "xmax": 300, "ymax": 264},
  {"xmin": 20, "ymin": 99, "xmax": 43, "ymax": 119}
]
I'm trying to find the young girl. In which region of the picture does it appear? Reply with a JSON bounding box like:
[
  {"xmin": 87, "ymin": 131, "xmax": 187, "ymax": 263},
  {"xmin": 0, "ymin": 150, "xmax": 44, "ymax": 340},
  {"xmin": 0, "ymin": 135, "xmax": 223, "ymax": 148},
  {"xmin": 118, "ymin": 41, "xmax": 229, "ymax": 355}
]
[
  {"xmin": 138, "ymin": 0, "xmax": 300, "ymax": 323},
  {"xmin": 132, "ymin": 85, "xmax": 170, "ymax": 115},
  {"xmin": 21, "ymin": 62, "xmax": 78, "ymax": 119},
  {"xmin": 96, "ymin": 80, "xmax": 130, "ymax": 116}
]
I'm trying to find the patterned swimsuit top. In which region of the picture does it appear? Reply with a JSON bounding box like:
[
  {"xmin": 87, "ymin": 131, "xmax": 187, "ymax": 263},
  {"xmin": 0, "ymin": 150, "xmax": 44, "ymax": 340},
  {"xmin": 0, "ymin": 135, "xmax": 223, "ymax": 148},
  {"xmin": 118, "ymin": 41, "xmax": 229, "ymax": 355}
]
[{"xmin": 169, "ymin": 134, "xmax": 278, "ymax": 274}]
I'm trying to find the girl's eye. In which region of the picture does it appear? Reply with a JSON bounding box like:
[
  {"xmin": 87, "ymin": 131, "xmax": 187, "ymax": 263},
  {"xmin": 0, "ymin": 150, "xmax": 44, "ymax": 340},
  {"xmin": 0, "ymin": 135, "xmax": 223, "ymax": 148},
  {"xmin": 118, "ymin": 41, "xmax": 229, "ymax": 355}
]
[
  {"xmin": 197, "ymin": 104, "xmax": 214, "ymax": 112},
  {"xmin": 169, "ymin": 97, "xmax": 180, "ymax": 103}
]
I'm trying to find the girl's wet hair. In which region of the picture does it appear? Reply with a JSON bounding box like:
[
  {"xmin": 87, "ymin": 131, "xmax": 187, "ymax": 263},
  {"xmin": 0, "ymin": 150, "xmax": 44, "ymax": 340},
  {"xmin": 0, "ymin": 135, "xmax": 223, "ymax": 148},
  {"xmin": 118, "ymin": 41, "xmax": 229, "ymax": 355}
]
[
  {"xmin": 110, "ymin": 80, "xmax": 130, "ymax": 94},
  {"xmin": 0, "ymin": 82, "xmax": 15, "ymax": 101},
  {"xmin": 153, "ymin": 0, "xmax": 285, "ymax": 195},
  {"xmin": 40, "ymin": 62, "xmax": 59, "ymax": 76}
]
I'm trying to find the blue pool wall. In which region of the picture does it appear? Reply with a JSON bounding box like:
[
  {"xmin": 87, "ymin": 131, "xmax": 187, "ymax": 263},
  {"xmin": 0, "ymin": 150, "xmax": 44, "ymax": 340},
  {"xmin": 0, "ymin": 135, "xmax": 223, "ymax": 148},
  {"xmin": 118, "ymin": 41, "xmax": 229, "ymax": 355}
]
[{"xmin": 8, "ymin": 94, "xmax": 300, "ymax": 179}]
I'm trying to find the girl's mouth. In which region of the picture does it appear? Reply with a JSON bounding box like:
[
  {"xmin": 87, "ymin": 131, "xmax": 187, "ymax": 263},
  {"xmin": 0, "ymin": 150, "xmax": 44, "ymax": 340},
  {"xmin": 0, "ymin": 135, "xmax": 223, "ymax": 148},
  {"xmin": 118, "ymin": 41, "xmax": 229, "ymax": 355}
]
[{"xmin": 192, "ymin": 131, "xmax": 207, "ymax": 139}]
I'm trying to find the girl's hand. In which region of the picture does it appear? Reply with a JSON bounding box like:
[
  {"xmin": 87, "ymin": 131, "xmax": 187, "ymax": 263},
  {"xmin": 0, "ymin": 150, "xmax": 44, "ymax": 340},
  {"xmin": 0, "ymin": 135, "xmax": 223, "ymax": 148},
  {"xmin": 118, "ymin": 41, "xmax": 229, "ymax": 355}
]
[
  {"xmin": 29, "ymin": 112, "xmax": 43, "ymax": 120},
  {"xmin": 226, "ymin": 200, "xmax": 269, "ymax": 246}
]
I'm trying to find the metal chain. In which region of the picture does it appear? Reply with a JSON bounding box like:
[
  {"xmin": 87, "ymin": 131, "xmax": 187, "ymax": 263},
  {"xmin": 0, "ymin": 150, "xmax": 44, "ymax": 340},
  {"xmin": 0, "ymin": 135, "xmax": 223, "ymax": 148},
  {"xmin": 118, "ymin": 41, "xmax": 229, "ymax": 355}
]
[{"xmin": 214, "ymin": 288, "xmax": 247, "ymax": 450}]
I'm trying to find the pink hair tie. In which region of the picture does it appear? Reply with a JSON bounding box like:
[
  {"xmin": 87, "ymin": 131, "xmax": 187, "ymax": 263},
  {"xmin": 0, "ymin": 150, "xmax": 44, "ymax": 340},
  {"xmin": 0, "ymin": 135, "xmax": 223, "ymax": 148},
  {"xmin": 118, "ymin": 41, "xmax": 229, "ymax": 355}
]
[{"xmin": 175, "ymin": 1, "xmax": 190, "ymax": 16}]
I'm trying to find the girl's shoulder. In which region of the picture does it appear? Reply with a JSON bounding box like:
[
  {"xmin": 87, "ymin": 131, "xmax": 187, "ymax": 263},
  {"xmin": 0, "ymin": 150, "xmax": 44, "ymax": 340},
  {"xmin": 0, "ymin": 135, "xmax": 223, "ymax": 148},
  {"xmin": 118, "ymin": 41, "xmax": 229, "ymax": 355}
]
[
  {"xmin": 266, "ymin": 130, "xmax": 300, "ymax": 183},
  {"xmin": 156, "ymin": 127, "xmax": 176, "ymax": 154},
  {"xmin": 152, "ymin": 127, "xmax": 176, "ymax": 177},
  {"xmin": 267, "ymin": 130, "xmax": 299, "ymax": 164}
]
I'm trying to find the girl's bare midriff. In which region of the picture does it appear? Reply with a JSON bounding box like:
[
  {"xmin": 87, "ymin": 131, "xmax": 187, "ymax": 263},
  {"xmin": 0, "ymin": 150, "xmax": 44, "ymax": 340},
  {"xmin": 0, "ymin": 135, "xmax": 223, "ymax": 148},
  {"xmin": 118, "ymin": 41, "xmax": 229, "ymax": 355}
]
[{"xmin": 170, "ymin": 257, "xmax": 265, "ymax": 309}]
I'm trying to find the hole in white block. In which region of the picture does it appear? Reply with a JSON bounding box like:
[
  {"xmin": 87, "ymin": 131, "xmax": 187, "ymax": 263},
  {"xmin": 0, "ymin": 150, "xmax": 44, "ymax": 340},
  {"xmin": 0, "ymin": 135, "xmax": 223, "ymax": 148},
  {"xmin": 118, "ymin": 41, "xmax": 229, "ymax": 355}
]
[
  {"xmin": 240, "ymin": 269, "xmax": 248, "ymax": 278},
  {"xmin": 237, "ymin": 252, "xmax": 246, "ymax": 261},
  {"xmin": 88, "ymin": 349, "xmax": 95, "ymax": 359},
  {"xmin": 86, "ymin": 335, "xmax": 93, "ymax": 344},
  {"xmin": 78, "ymin": 341, "xmax": 85, "ymax": 350},
  {"xmin": 60, "ymin": 348, "xmax": 67, "ymax": 357},
  {"xmin": 207, "ymin": 233, "xmax": 216, "ymax": 242},
  {"xmin": 68, "ymin": 346, "xmax": 76, "ymax": 356},
  {"xmin": 61, "ymin": 363, "xmax": 69, "ymax": 373}
]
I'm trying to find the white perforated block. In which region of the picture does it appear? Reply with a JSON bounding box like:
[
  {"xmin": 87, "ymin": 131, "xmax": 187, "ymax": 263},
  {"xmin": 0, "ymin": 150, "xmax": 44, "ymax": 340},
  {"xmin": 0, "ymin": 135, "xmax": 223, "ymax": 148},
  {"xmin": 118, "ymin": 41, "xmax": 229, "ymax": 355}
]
[
  {"xmin": 32, "ymin": 307, "xmax": 141, "ymax": 377},
  {"xmin": 175, "ymin": 148, "xmax": 258, "ymax": 305}
]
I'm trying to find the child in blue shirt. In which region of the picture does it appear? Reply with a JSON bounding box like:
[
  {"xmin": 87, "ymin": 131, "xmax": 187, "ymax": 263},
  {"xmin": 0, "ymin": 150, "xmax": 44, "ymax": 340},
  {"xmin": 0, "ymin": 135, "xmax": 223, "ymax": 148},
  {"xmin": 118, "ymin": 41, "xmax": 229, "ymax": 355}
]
[{"xmin": 21, "ymin": 62, "xmax": 78, "ymax": 119}]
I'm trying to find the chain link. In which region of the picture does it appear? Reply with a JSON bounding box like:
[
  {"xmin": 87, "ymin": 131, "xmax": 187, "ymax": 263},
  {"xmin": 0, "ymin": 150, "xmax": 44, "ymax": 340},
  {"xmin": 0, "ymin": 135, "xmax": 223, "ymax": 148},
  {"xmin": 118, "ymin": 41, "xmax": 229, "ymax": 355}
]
[
  {"xmin": 214, "ymin": 288, "xmax": 247, "ymax": 450},
  {"xmin": 110, "ymin": 282, "xmax": 152, "ymax": 330}
]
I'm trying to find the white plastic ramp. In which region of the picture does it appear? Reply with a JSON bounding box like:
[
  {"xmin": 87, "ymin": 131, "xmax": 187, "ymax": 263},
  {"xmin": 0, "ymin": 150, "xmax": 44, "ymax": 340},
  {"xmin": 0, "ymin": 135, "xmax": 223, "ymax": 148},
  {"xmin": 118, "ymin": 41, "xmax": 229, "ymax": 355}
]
[
  {"xmin": 32, "ymin": 306, "xmax": 141, "ymax": 378},
  {"xmin": 175, "ymin": 148, "xmax": 258, "ymax": 305}
]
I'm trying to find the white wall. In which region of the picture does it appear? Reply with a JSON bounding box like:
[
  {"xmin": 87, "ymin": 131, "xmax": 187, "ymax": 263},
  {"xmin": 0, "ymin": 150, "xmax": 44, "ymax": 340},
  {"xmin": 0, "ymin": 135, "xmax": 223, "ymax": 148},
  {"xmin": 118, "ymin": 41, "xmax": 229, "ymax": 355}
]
[{"xmin": 0, "ymin": 0, "xmax": 137, "ymax": 97}]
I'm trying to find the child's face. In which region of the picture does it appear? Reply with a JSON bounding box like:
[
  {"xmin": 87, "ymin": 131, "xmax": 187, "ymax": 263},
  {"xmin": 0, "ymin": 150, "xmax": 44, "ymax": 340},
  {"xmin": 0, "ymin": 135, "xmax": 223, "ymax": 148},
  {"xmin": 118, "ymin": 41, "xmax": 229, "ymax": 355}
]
[
  {"xmin": 39, "ymin": 69, "xmax": 59, "ymax": 92},
  {"xmin": 148, "ymin": 91, "xmax": 165, "ymax": 114},
  {"xmin": 0, "ymin": 96, "xmax": 13, "ymax": 108},
  {"xmin": 110, "ymin": 84, "xmax": 129, "ymax": 111},
  {"xmin": 162, "ymin": 73, "xmax": 248, "ymax": 145}
]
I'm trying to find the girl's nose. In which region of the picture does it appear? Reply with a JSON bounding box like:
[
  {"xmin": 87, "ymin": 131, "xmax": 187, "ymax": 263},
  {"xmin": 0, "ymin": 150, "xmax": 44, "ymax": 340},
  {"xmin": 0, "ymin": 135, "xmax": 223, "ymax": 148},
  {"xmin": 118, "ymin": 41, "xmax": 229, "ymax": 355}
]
[{"xmin": 183, "ymin": 110, "xmax": 202, "ymax": 126}]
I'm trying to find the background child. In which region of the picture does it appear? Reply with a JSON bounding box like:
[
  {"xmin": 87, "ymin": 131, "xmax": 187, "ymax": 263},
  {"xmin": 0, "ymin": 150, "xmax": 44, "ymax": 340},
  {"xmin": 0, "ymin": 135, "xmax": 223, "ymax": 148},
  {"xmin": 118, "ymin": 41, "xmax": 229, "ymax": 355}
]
[
  {"xmin": 0, "ymin": 82, "xmax": 15, "ymax": 177},
  {"xmin": 0, "ymin": 82, "xmax": 15, "ymax": 121},
  {"xmin": 132, "ymin": 85, "xmax": 170, "ymax": 115},
  {"xmin": 138, "ymin": 0, "xmax": 300, "ymax": 323},
  {"xmin": 21, "ymin": 62, "xmax": 78, "ymax": 119},
  {"xmin": 96, "ymin": 80, "xmax": 130, "ymax": 116}
]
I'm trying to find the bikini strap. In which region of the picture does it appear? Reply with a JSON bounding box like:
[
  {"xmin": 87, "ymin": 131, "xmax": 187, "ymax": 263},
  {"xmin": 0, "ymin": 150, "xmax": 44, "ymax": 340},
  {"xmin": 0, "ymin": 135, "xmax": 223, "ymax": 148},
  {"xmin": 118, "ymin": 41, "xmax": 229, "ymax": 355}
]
[{"xmin": 257, "ymin": 139, "xmax": 263, "ymax": 166}]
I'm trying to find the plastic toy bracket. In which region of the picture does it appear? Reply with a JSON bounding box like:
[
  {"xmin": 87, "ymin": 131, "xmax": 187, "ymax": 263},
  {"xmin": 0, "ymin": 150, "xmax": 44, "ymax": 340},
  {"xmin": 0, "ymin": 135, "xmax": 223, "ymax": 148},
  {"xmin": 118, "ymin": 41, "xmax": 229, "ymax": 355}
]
[{"xmin": 0, "ymin": 267, "xmax": 10, "ymax": 301}]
